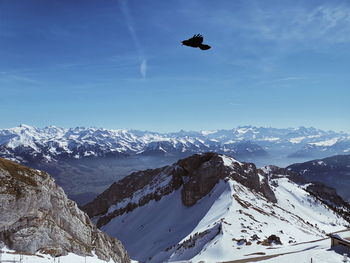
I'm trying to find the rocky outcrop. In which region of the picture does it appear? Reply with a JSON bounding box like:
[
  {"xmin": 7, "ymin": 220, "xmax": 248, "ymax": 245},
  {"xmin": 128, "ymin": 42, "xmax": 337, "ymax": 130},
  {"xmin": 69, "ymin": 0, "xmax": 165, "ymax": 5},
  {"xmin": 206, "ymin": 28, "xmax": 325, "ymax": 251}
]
[
  {"xmin": 83, "ymin": 166, "xmax": 169, "ymax": 218},
  {"xmin": 84, "ymin": 152, "xmax": 278, "ymax": 228},
  {"xmin": 178, "ymin": 153, "xmax": 277, "ymax": 206},
  {"xmin": 261, "ymin": 235, "xmax": 282, "ymax": 246},
  {"xmin": 0, "ymin": 158, "xmax": 130, "ymax": 263}
]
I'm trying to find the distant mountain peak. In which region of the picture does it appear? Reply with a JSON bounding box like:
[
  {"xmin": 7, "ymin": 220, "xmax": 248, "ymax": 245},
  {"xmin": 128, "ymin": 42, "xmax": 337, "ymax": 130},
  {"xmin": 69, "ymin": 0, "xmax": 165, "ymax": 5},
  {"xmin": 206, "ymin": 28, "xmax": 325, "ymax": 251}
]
[{"xmin": 0, "ymin": 125, "xmax": 348, "ymax": 167}]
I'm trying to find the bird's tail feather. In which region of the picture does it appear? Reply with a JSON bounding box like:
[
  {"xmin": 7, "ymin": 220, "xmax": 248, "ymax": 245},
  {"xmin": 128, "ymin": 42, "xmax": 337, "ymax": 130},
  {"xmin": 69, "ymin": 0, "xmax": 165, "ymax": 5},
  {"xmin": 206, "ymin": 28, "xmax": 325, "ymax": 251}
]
[{"xmin": 199, "ymin": 44, "xmax": 211, "ymax": 50}]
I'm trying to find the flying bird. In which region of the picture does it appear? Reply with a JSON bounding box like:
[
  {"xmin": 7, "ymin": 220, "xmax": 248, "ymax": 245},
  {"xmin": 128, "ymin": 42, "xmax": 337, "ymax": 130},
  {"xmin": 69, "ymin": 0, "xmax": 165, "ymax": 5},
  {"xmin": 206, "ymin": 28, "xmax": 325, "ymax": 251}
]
[{"xmin": 181, "ymin": 34, "xmax": 211, "ymax": 50}]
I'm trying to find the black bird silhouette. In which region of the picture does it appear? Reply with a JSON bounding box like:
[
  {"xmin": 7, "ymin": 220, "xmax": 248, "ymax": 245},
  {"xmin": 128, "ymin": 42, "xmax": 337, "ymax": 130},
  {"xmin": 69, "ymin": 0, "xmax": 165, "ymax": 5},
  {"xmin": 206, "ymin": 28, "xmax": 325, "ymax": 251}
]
[{"xmin": 181, "ymin": 34, "xmax": 211, "ymax": 50}]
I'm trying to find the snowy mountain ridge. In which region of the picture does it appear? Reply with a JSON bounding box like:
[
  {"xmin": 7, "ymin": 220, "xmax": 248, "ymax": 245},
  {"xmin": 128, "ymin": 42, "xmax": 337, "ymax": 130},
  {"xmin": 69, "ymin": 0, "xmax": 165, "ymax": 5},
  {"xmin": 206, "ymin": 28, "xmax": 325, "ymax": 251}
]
[
  {"xmin": 82, "ymin": 152, "xmax": 350, "ymax": 263},
  {"xmin": 1, "ymin": 124, "xmax": 349, "ymax": 164}
]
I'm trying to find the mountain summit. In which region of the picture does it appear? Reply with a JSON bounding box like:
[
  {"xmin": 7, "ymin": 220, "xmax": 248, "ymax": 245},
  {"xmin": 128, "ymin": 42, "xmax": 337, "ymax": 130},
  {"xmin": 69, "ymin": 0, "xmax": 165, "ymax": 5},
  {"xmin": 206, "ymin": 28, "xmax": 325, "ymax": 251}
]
[{"xmin": 83, "ymin": 152, "xmax": 350, "ymax": 262}]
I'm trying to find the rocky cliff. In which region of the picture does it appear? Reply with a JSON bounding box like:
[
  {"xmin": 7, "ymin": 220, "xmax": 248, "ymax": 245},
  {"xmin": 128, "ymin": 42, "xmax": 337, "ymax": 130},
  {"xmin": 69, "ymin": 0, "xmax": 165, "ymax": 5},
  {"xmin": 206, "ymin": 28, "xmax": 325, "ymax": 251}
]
[{"xmin": 0, "ymin": 158, "xmax": 130, "ymax": 263}]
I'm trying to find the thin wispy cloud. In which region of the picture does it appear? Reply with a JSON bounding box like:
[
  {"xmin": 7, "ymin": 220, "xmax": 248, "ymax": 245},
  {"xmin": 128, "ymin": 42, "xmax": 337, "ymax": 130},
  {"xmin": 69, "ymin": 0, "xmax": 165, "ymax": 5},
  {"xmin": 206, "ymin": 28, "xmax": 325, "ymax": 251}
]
[
  {"xmin": 273, "ymin": 76, "xmax": 307, "ymax": 82},
  {"xmin": 140, "ymin": 59, "xmax": 147, "ymax": 78},
  {"xmin": 185, "ymin": 2, "xmax": 350, "ymax": 75},
  {"xmin": 0, "ymin": 72, "xmax": 43, "ymax": 86},
  {"xmin": 197, "ymin": 2, "xmax": 350, "ymax": 45},
  {"xmin": 118, "ymin": 0, "xmax": 147, "ymax": 78},
  {"xmin": 290, "ymin": 5, "xmax": 350, "ymax": 43},
  {"xmin": 244, "ymin": 4, "xmax": 350, "ymax": 44},
  {"xmin": 254, "ymin": 76, "xmax": 308, "ymax": 87}
]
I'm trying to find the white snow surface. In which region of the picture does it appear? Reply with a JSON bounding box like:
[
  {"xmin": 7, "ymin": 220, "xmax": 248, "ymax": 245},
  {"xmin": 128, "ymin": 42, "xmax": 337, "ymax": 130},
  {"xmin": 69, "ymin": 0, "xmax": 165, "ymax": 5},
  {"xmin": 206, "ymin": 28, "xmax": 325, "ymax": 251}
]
[
  {"xmin": 220, "ymin": 155, "xmax": 243, "ymax": 166},
  {"xmin": 227, "ymin": 231, "xmax": 350, "ymax": 263},
  {"xmin": 0, "ymin": 248, "xmax": 117, "ymax": 263},
  {"xmin": 101, "ymin": 172, "xmax": 348, "ymax": 263},
  {"xmin": 309, "ymin": 138, "xmax": 339, "ymax": 146},
  {"xmin": 257, "ymin": 243, "xmax": 349, "ymax": 263},
  {"xmin": 289, "ymin": 136, "xmax": 307, "ymax": 143}
]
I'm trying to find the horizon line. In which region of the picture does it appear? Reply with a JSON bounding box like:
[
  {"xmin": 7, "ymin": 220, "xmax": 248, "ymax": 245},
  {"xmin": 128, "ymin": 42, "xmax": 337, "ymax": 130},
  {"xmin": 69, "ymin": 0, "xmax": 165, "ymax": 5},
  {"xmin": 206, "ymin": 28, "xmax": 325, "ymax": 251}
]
[{"xmin": 1, "ymin": 123, "xmax": 348, "ymax": 135}]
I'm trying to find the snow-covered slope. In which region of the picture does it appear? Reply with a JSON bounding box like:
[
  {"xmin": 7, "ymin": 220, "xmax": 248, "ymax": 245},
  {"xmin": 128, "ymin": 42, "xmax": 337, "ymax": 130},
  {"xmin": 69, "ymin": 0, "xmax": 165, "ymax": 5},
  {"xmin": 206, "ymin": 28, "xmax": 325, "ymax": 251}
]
[
  {"xmin": 0, "ymin": 248, "xmax": 117, "ymax": 263},
  {"xmin": 218, "ymin": 230, "xmax": 350, "ymax": 263},
  {"xmin": 83, "ymin": 153, "xmax": 350, "ymax": 263}
]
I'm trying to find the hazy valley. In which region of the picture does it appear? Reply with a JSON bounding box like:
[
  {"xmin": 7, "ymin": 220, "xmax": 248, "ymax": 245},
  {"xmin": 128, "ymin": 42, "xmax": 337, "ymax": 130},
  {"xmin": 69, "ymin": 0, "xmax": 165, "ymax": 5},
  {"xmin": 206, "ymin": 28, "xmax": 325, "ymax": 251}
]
[{"xmin": 1, "ymin": 125, "xmax": 349, "ymax": 205}]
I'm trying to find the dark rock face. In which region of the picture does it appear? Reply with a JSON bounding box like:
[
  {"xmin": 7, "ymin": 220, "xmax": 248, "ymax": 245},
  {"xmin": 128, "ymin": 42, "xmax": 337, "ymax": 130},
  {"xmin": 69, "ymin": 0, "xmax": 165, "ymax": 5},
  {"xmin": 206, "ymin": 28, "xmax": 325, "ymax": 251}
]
[
  {"xmin": 179, "ymin": 153, "xmax": 277, "ymax": 206},
  {"xmin": 83, "ymin": 153, "xmax": 278, "ymax": 228},
  {"xmin": 0, "ymin": 158, "xmax": 130, "ymax": 263},
  {"xmin": 179, "ymin": 153, "xmax": 226, "ymax": 206},
  {"xmin": 83, "ymin": 166, "xmax": 167, "ymax": 217},
  {"xmin": 306, "ymin": 183, "xmax": 344, "ymax": 205},
  {"xmin": 266, "ymin": 235, "xmax": 282, "ymax": 245},
  {"xmin": 262, "ymin": 165, "xmax": 307, "ymax": 185}
]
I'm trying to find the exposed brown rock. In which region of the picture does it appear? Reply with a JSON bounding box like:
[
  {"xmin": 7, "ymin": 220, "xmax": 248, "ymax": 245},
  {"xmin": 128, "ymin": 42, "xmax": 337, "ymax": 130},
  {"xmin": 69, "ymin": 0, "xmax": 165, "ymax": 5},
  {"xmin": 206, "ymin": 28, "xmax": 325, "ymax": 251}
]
[
  {"xmin": 266, "ymin": 234, "xmax": 282, "ymax": 245},
  {"xmin": 83, "ymin": 166, "xmax": 166, "ymax": 217},
  {"xmin": 180, "ymin": 153, "xmax": 225, "ymax": 206},
  {"xmin": 0, "ymin": 158, "xmax": 129, "ymax": 263}
]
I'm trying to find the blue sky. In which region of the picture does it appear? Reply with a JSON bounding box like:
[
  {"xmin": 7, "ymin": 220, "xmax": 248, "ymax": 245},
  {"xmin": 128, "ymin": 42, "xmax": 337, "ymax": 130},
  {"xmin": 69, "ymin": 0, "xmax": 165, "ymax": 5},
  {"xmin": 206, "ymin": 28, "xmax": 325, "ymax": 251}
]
[{"xmin": 0, "ymin": 0, "xmax": 349, "ymax": 132}]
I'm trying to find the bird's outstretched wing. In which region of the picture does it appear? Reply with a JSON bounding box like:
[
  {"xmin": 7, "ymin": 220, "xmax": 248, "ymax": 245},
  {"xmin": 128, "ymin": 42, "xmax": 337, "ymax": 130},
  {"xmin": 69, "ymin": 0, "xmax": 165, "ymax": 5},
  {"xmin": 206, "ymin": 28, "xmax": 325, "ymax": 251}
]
[{"xmin": 188, "ymin": 34, "xmax": 203, "ymax": 45}]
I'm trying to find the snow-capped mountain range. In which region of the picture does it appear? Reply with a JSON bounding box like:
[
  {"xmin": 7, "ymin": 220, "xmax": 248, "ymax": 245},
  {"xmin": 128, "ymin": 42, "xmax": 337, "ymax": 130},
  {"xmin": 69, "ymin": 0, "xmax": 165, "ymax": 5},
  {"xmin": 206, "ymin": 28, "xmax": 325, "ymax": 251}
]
[
  {"xmin": 83, "ymin": 153, "xmax": 350, "ymax": 262},
  {"xmin": 1, "ymin": 124, "xmax": 349, "ymax": 165}
]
